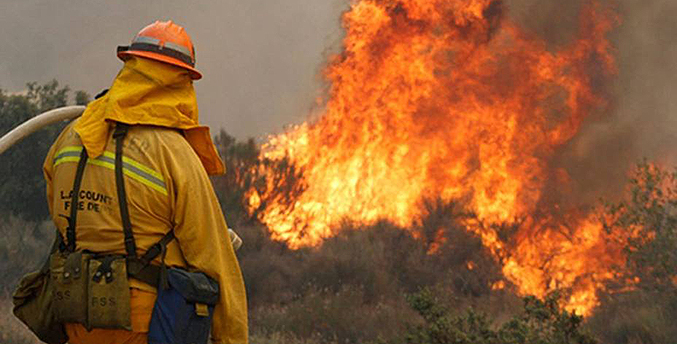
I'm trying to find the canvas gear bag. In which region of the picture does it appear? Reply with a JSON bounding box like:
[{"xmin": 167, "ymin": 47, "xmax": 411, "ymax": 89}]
[
  {"xmin": 88, "ymin": 255, "xmax": 132, "ymax": 330},
  {"xmin": 50, "ymin": 250, "xmax": 90, "ymax": 324},
  {"xmin": 12, "ymin": 235, "xmax": 68, "ymax": 344}
]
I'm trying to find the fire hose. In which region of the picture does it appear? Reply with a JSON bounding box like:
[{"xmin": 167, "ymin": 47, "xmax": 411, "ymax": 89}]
[
  {"xmin": 0, "ymin": 106, "xmax": 86, "ymax": 155},
  {"xmin": 0, "ymin": 106, "xmax": 242, "ymax": 250}
]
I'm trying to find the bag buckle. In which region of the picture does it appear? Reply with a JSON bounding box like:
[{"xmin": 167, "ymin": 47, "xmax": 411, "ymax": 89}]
[
  {"xmin": 92, "ymin": 256, "xmax": 117, "ymax": 284},
  {"xmin": 195, "ymin": 303, "xmax": 209, "ymax": 317}
]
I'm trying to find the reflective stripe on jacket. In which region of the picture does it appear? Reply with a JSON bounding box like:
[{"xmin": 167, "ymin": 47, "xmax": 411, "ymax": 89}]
[{"xmin": 43, "ymin": 120, "xmax": 248, "ymax": 344}]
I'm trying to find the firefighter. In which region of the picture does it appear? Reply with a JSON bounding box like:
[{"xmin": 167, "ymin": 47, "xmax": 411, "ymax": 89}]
[{"xmin": 42, "ymin": 20, "xmax": 248, "ymax": 344}]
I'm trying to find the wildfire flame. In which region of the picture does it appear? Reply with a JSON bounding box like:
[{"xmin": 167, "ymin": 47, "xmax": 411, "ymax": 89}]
[{"xmin": 249, "ymin": 0, "xmax": 623, "ymax": 315}]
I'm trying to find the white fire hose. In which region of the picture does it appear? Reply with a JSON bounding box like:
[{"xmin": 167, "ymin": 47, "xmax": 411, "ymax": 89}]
[
  {"xmin": 0, "ymin": 106, "xmax": 243, "ymax": 250},
  {"xmin": 0, "ymin": 106, "xmax": 86, "ymax": 155}
]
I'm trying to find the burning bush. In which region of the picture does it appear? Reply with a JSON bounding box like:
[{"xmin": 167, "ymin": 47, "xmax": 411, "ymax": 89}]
[
  {"xmin": 602, "ymin": 161, "xmax": 677, "ymax": 292},
  {"xmin": 584, "ymin": 162, "xmax": 677, "ymax": 343},
  {"xmin": 242, "ymin": 0, "xmax": 623, "ymax": 315}
]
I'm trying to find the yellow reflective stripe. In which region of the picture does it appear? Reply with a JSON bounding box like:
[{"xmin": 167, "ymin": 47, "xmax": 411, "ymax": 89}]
[
  {"xmin": 52, "ymin": 146, "xmax": 168, "ymax": 196},
  {"xmin": 53, "ymin": 156, "xmax": 80, "ymax": 167},
  {"xmin": 122, "ymin": 167, "xmax": 168, "ymax": 195},
  {"xmin": 93, "ymin": 155, "xmax": 167, "ymax": 195},
  {"xmin": 53, "ymin": 146, "xmax": 84, "ymax": 166},
  {"xmin": 102, "ymin": 151, "xmax": 165, "ymax": 183},
  {"xmin": 84, "ymin": 158, "xmax": 168, "ymax": 195},
  {"xmin": 87, "ymin": 158, "xmax": 115, "ymax": 170},
  {"xmin": 56, "ymin": 146, "xmax": 82, "ymax": 156}
]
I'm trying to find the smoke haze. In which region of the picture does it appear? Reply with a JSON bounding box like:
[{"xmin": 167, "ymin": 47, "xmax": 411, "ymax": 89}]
[
  {"xmin": 505, "ymin": 0, "xmax": 677, "ymax": 202},
  {"xmin": 0, "ymin": 0, "xmax": 347, "ymax": 139}
]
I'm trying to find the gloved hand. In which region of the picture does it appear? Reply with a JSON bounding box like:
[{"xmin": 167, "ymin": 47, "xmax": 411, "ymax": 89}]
[{"xmin": 227, "ymin": 229, "xmax": 243, "ymax": 251}]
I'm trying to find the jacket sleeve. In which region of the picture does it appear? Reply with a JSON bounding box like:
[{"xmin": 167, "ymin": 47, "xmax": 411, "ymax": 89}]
[{"xmin": 167, "ymin": 140, "xmax": 248, "ymax": 344}]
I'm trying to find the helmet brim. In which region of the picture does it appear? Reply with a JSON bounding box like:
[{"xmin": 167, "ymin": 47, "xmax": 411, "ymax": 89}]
[{"xmin": 118, "ymin": 50, "xmax": 202, "ymax": 80}]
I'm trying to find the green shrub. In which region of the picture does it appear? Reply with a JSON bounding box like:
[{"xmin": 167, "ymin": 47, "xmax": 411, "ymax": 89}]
[
  {"xmin": 0, "ymin": 81, "xmax": 87, "ymax": 221},
  {"xmin": 589, "ymin": 162, "xmax": 677, "ymax": 343},
  {"xmin": 404, "ymin": 288, "xmax": 598, "ymax": 344},
  {"xmin": 603, "ymin": 162, "xmax": 677, "ymax": 292}
]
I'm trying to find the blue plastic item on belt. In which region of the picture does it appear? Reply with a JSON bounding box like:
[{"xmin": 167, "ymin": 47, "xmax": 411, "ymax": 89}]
[{"xmin": 148, "ymin": 268, "xmax": 219, "ymax": 344}]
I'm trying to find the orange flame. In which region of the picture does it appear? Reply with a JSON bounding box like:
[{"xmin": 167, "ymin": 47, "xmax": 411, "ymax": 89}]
[{"xmin": 250, "ymin": 0, "xmax": 622, "ymax": 315}]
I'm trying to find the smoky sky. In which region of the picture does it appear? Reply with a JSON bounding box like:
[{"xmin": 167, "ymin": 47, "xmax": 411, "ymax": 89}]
[
  {"xmin": 0, "ymin": 0, "xmax": 347, "ymax": 140},
  {"xmin": 2, "ymin": 0, "xmax": 677, "ymax": 200},
  {"xmin": 506, "ymin": 0, "xmax": 677, "ymax": 202}
]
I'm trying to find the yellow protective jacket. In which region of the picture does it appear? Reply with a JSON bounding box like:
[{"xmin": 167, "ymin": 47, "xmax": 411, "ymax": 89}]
[
  {"xmin": 42, "ymin": 57, "xmax": 247, "ymax": 344},
  {"xmin": 44, "ymin": 121, "xmax": 247, "ymax": 344}
]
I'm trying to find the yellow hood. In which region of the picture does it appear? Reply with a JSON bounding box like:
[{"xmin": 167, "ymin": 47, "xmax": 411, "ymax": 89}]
[{"xmin": 74, "ymin": 56, "xmax": 225, "ymax": 175}]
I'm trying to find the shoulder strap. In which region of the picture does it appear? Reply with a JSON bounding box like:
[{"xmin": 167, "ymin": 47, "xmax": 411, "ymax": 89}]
[
  {"xmin": 113, "ymin": 123, "xmax": 138, "ymax": 258},
  {"xmin": 113, "ymin": 122, "xmax": 176, "ymax": 287},
  {"xmin": 64, "ymin": 148, "xmax": 89, "ymax": 253}
]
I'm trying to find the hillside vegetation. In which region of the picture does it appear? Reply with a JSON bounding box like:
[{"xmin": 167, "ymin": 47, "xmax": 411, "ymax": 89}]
[{"xmin": 1, "ymin": 82, "xmax": 676, "ymax": 344}]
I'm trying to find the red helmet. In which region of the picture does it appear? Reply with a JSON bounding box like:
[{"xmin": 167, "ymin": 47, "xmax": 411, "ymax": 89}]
[{"xmin": 117, "ymin": 20, "xmax": 202, "ymax": 80}]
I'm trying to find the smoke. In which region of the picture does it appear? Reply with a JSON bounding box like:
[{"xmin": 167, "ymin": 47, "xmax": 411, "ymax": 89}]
[
  {"xmin": 504, "ymin": 0, "xmax": 677, "ymax": 204},
  {"xmin": 0, "ymin": 0, "xmax": 347, "ymax": 139}
]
